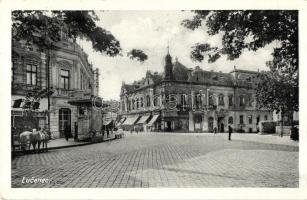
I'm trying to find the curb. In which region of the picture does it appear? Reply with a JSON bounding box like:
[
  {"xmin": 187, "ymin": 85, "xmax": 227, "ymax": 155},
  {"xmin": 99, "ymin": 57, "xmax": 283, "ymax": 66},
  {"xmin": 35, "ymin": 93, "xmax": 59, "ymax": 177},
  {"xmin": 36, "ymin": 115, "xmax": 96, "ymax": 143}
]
[
  {"xmin": 47, "ymin": 137, "xmax": 117, "ymax": 150},
  {"xmin": 12, "ymin": 137, "xmax": 117, "ymax": 156}
]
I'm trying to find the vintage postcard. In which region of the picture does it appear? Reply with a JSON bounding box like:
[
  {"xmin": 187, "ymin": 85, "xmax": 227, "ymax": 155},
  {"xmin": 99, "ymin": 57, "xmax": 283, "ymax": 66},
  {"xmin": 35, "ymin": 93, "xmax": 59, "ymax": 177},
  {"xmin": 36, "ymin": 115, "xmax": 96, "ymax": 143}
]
[{"xmin": 1, "ymin": 0, "xmax": 307, "ymax": 199}]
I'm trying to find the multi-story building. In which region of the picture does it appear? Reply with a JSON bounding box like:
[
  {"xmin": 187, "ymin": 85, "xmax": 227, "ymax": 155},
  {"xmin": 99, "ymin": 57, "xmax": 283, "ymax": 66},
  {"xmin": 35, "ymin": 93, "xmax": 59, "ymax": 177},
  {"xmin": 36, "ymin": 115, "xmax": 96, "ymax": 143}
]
[
  {"xmin": 12, "ymin": 35, "xmax": 99, "ymax": 138},
  {"xmin": 119, "ymin": 51, "xmax": 272, "ymax": 133}
]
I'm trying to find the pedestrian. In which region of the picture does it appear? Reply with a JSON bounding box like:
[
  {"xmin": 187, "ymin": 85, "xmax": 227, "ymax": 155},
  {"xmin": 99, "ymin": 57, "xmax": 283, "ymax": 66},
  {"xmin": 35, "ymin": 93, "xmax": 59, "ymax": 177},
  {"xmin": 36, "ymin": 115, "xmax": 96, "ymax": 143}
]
[
  {"xmin": 64, "ymin": 125, "xmax": 70, "ymax": 141},
  {"xmin": 228, "ymin": 125, "xmax": 232, "ymax": 141},
  {"xmin": 214, "ymin": 127, "xmax": 217, "ymax": 134}
]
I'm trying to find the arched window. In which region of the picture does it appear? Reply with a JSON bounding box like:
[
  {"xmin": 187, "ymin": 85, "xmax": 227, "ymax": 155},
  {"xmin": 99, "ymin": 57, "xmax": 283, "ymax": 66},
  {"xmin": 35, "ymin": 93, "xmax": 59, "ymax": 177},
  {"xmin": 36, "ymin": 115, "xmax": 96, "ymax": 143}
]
[
  {"xmin": 136, "ymin": 98, "xmax": 139, "ymax": 109},
  {"xmin": 228, "ymin": 116, "xmax": 233, "ymax": 124}
]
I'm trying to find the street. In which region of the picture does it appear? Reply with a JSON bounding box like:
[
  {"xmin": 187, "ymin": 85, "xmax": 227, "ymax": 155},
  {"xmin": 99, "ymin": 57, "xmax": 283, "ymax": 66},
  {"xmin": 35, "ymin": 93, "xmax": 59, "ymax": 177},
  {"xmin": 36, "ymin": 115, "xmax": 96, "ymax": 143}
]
[{"xmin": 11, "ymin": 133, "xmax": 298, "ymax": 188}]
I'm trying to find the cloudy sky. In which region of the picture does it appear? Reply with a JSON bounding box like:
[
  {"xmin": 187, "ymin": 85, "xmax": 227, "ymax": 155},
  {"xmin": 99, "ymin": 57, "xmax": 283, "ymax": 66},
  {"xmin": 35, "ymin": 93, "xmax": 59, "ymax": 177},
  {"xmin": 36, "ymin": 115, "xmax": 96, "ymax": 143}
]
[{"xmin": 79, "ymin": 11, "xmax": 275, "ymax": 100}]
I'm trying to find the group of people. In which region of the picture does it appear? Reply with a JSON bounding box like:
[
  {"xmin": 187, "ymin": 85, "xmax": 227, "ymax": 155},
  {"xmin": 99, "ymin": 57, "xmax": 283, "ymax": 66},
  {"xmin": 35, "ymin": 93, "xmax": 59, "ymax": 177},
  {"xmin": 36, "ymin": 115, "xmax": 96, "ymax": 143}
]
[{"xmin": 213, "ymin": 125, "xmax": 233, "ymax": 141}]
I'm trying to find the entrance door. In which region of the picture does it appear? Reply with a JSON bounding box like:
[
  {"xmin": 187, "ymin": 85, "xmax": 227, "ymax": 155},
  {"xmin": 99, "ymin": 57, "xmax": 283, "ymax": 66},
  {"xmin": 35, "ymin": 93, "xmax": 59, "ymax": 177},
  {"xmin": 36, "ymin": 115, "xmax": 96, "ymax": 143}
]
[
  {"xmin": 59, "ymin": 108, "xmax": 71, "ymax": 138},
  {"xmin": 166, "ymin": 121, "xmax": 172, "ymax": 131},
  {"xmin": 218, "ymin": 117, "xmax": 225, "ymax": 133},
  {"xmin": 208, "ymin": 117, "xmax": 214, "ymax": 132}
]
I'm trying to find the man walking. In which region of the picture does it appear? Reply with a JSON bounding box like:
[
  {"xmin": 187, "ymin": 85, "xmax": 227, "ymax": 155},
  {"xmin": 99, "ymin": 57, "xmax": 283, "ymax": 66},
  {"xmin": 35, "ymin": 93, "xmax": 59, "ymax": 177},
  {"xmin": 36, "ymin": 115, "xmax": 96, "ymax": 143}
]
[{"xmin": 228, "ymin": 125, "xmax": 232, "ymax": 141}]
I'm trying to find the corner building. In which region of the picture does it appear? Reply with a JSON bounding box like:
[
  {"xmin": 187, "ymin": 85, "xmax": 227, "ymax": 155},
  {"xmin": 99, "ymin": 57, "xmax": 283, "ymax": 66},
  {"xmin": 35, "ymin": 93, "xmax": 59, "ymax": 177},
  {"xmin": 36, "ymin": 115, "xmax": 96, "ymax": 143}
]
[
  {"xmin": 119, "ymin": 52, "xmax": 272, "ymax": 133},
  {"xmin": 12, "ymin": 35, "xmax": 99, "ymax": 138}
]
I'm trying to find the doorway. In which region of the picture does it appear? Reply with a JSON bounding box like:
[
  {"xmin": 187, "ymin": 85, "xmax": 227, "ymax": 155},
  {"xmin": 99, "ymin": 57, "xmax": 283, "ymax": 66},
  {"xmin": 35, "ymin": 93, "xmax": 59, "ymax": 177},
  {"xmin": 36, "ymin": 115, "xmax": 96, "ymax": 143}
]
[
  {"xmin": 218, "ymin": 117, "xmax": 225, "ymax": 133},
  {"xmin": 208, "ymin": 117, "xmax": 214, "ymax": 132},
  {"xmin": 166, "ymin": 121, "xmax": 172, "ymax": 131},
  {"xmin": 59, "ymin": 108, "xmax": 71, "ymax": 138}
]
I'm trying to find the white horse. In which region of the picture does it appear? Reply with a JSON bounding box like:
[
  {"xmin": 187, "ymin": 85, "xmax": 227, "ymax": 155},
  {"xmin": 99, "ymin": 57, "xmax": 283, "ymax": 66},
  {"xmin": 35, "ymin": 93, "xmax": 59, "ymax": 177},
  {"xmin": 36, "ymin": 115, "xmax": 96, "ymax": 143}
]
[{"xmin": 19, "ymin": 129, "xmax": 49, "ymax": 153}]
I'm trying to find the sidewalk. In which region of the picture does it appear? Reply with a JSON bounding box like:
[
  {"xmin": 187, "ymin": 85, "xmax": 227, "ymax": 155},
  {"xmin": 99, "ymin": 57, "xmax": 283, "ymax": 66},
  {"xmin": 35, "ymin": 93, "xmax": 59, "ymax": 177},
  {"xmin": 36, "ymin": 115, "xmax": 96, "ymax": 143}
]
[
  {"xmin": 47, "ymin": 133, "xmax": 116, "ymax": 149},
  {"xmin": 125, "ymin": 131, "xmax": 299, "ymax": 147}
]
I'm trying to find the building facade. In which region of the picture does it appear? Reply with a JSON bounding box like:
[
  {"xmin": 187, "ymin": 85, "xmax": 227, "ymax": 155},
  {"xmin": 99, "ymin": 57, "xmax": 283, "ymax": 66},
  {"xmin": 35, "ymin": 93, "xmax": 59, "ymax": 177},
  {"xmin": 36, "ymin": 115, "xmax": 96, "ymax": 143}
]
[
  {"xmin": 12, "ymin": 36, "xmax": 99, "ymax": 138},
  {"xmin": 119, "ymin": 52, "xmax": 272, "ymax": 133}
]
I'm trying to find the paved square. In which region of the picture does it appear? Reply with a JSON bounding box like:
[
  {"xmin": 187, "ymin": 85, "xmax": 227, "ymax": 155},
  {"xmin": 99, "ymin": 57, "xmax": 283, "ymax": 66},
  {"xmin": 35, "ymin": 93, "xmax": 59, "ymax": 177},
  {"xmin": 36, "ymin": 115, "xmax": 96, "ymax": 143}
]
[{"xmin": 11, "ymin": 133, "xmax": 298, "ymax": 188}]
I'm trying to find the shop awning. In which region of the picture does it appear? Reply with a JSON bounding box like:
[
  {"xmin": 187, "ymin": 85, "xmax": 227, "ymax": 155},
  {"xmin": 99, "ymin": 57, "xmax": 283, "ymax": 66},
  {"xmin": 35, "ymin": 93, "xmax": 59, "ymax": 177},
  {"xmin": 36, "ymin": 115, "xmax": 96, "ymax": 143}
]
[
  {"xmin": 118, "ymin": 117, "xmax": 126, "ymax": 125},
  {"xmin": 122, "ymin": 115, "xmax": 139, "ymax": 126},
  {"xmin": 68, "ymin": 97, "xmax": 102, "ymax": 107},
  {"xmin": 136, "ymin": 115, "xmax": 151, "ymax": 124},
  {"xmin": 103, "ymin": 120, "xmax": 113, "ymax": 126},
  {"xmin": 147, "ymin": 115, "xmax": 159, "ymax": 126}
]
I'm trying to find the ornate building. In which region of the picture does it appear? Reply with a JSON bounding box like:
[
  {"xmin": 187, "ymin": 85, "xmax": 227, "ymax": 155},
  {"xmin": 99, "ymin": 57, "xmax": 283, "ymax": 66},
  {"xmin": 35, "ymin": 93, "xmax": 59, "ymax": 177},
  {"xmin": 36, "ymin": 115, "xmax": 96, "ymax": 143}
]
[
  {"xmin": 12, "ymin": 36, "xmax": 99, "ymax": 138},
  {"xmin": 118, "ymin": 51, "xmax": 272, "ymax": 133}
]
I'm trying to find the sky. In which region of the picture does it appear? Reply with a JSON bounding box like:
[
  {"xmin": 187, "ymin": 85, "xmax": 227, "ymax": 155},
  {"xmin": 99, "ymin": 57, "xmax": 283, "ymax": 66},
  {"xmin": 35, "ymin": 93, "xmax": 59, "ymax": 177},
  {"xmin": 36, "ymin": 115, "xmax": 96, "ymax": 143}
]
[{"xmin": 78, "ymin": 11, "xmax": 275, "ymax": 101}]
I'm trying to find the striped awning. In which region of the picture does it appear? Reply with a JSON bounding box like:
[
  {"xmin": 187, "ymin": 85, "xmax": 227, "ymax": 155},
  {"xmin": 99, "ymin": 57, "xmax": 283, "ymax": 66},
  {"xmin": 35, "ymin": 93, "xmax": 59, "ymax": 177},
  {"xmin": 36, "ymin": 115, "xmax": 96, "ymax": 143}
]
[
  {"xmin": 147, "ymin": 115, "xmax": 159, "ymax": 126},
  {"xmin": 118, "ymin": 117, "xmax": 126, "ymax": 125},
  {"xmin": 136, "ymin": 115, "xmax": 151, "ymax": 124},
  {"xmin": 103, "ymin": 120, "xmax": 113, "ymax": 126},
  {"xmin": 122, "ymin": 115, "xmax": 139, "ymax": 126}
]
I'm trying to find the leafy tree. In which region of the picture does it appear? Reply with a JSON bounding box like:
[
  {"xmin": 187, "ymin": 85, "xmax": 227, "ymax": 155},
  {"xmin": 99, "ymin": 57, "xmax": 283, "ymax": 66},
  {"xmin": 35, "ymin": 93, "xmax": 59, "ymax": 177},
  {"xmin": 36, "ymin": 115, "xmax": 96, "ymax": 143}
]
[
  {"xmin": 12, "ymin": 10, "xmax": 147, "ymax": 60},
  {"xmin": 127, "ymin": 49, "xmax": 148, "ymax": 62},
  {"xmin": 182, "ymin": 10, "xmax": 298, "ymax": 114}
]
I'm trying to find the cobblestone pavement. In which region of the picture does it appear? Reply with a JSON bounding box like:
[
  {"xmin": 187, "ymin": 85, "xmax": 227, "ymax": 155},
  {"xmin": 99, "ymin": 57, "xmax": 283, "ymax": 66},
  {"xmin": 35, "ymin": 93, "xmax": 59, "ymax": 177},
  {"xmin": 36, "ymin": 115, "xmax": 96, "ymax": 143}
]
[{"xmin": 11, "ymin": 133, "xmax": 298, "ymax": 188}]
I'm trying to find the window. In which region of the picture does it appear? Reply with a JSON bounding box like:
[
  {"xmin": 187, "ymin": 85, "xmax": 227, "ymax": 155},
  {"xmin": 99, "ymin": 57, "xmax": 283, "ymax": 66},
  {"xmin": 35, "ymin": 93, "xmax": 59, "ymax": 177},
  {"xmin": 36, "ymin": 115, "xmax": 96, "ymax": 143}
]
[
  {"xmin": 228, "ymin": 95, "xmax": 233, "ymax": 106},
  {"xmin": 228, "ymin": 117, "xmax": 233, "ymax": 124},
  {"xmin": 264, "ymin": 115, "xmax": 268, "ymax": 121},
  {"xmin": 209, "ymin": 93, "xmax": 215, "ymax": 105},
  {"xmin": 60, "ymin": 69, "xmax": 70, "ymax": 89},
  {"xmin": 248, "ymin": 115, "xmax": 252, "ymax": 124},
  {"xmin": 132, "ymin": 99, "xmax": 135, "ymax": 109},
  {"xmin": 181, "ymin": 94, "xmax": 187, "ymax": 105},
  {"xmin": 26, "ymin": 64, "xmax": 37, "ymax": 85},
  {"xmin": 218, "ymin": 94, "xmax": 224, "ymax": 106},
  {"xmin": 195, "ymin": 94, "xmax": 202, "ymax": 109},
  {"xmin": 239, "ymin": 95, "xmax": 245, "ymax": 106},
  {"xmin": 140, "ymin": 98, "xmax": 143, "ymax": 107},
  {"xmin": 256, "ymin": 115, "xmax": 260, "ymax": 125},
  {"xmin": 136, "ymin": 98, "xmax": 139, "ymax": 109},
  {"xmin": 240, "ymin": 115, "xmax": 244, "ymax": 124},
  {"xmin": 248, "ymin": 95, "xmax": 253, "ymax": 106},
  {"xmin": 146, "ymin": 95, "xmax": 151, "ymax": 107},
  {"xmin": 154, "ymin": 97, "xmax": 158, "ymax": 106}
]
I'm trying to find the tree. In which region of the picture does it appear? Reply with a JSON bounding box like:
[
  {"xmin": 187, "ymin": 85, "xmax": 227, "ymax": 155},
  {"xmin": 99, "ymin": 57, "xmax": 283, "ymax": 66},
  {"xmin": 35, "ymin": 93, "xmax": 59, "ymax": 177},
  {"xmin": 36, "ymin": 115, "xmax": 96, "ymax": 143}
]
[
  {"xmin": 127, "ymin": 49, "xmax": 148, "ymax": 62},
  {"xmin": 182, "ymin": 10, "xmax": 298, "ymax": 113},
  {"xmin": 12, "ymin": 10, "xmax": 147, "ymax": 60}
]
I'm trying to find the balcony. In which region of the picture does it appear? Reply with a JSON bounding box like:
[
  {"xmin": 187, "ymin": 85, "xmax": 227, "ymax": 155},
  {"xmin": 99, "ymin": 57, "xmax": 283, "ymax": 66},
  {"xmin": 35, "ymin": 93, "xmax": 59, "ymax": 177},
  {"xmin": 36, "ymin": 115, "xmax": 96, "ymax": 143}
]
[{"xmin": 52, "ymin": 88, "xmax": 92, "ymax": 99}]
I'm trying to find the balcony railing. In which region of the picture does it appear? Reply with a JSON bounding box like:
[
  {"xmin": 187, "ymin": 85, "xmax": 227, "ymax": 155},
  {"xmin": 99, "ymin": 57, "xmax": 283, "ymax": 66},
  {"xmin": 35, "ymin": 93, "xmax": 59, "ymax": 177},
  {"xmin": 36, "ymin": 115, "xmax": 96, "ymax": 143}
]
[{"xmin": 53, "ymin": 88, "xmax": 92, "ymax": 99}]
